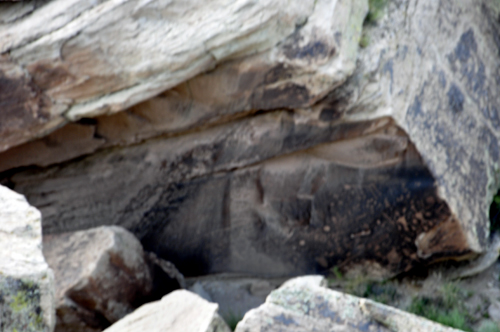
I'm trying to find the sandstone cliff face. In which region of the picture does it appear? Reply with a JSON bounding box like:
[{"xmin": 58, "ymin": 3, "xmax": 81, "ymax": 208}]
[{"xmin": 0, "ymin": 0, "xmax": 499, "ymax": 279}]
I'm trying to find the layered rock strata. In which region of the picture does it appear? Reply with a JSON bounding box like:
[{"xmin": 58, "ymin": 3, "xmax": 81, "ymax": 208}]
[{"xmin": 0, "ymin": 0, "xmax": 498, "ymax": 279}]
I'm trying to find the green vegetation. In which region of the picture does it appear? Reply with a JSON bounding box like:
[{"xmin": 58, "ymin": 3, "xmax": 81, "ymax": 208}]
[
  {"xmin": 10, "ymin": 290, "xmax": 30, "ymax": 312},
  {"xmin": 359, "ymin": 0, "xmax": 388, "ymax": 48},
  {"xmin": 328, "ymin": 267, "xmax": 399, "ymax": 305},
  {"xmin": 478, "ymin": 321, "xmax": 500, "ymax": 332},
  {"xmin": 359, "ymin": 34, "xmax": 370, "ymax": 48},
  {"xmin": 365, "ymin": 0, "xmax": 388, "ymax": 25},
  {"xmin": 407, "ymin": 282, "xmax": 474, "ymax": 331},
  {"xmin": 224, "ymin": 311, "xmax": 244, "ymax": 331}
]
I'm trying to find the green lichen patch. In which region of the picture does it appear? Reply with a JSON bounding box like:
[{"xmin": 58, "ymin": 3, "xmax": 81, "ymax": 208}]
[
  {"xmin": 0, "ymin": 276, "xmax": 45, "ymax": 332},
  {"xmin": 365, "ymin": 0, "xmax": 388, "ymax": 24}
]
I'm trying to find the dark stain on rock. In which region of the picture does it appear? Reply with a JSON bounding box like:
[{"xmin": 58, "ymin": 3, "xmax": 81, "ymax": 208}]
[
  {"xmin": 355, "ymin": 320, "xmax": 387, "ymax": 332},
  {"xmin": 316, "ymin": 301, "xmax": 341, "ymax": 322},
  {"xmin": 397, "ymin": 45, "xmax": 409, "ymax": 60},
  {"xmin": 273, "ymin": 313, "xmax": 298, "ymax": 326},
  {"xmin": 319, "ymin": 108, "xmax": 343, "ymax": 122},
  {"xmin": 415, "ymin": 217, "xmax": 471, "ymax": 260},
  {"xmin": 407, "ymin": 96, "xmax": 423, "ymax": 118},
  {"xmin": 0, "ymin": 59, "xmax": 52, "ymax": 141},
  {"xmin": 481, "ymin": 3, "xmax": 500, "ymax": 56},
  {"xmin": 252, "ymin": 83, "xmax": 310, "ymax": 109},
  {"xmin": 334, "ymin": 32, "xmax": 342, "ymax": 46},
  {"xmin": 447, "ymin": 84, "xmax": 464, "ymax": 113},
  {"xmin": 263, "ymin": 63, "xmax": 293, "ymax": 84},
  {"xmin": 282, "ymin": 32, "xmax": 335, "ymax": 60},
  {"xmin": 316, "ymin": 82, "xmax": 354, "ymax": 121},
  {"xmin": 482, "ymin": 105, "xmax": 500, "ymax": 130},
  {"xmin": 454, "ymin": 29, "xmax": 477, "ymax": 63},
  {"xmin": 139, "ymin": 177, "xmax": 231, "ymax": 277},
  {"xmin": 29, "ymin": 62, "xmax": 73, "ymax": 91},
  {"xmin": 383, "ymin": 60, "xmax": 394, "ymax": 93},
  {"xmin": 479, "ymin": 127, "xmax": 499, "ymax": 162},
  {"xmin": 438, "ymin": 70, "xmax": 447, "ymax": 89},
  {"xmin": 470, "ymin": 61, "xmax": 486, "ymax": 94}
]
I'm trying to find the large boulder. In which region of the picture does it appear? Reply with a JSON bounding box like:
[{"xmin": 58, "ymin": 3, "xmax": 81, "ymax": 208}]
[
  {"xmin": 103, "ymin": 290, "xmax": 231, "ymax": 332},
  {"xmin": 0, "ymin": 0, "xmax": 364, "ymax": 152},
  {"xmin": 0, "ymin": 0, "xmax": 498, "ymax": 279},
  {"xmin": 8, "ymin": 113, "xmax": 443, "ymax": 278},
  {"xmin": 42, "ymin": 226, "xmax": 153, "ymax": 332},
  {"xmin": 0, "ymin": 185, "xmax": 55, "ymax": 332},
  {"xmin": 234, "ymin": 276, "xmax": 462, "ymax": 332}
]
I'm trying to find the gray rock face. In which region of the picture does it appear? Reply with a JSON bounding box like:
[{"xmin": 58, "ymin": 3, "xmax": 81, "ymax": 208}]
[
  {"xmin": 0, "ymin": 0, "xmax": 498, "ymax": 280},
  {"xmin": 339, "ymin": 0, "xmax": 500, "ymax": 255},
  {"xmin": 42, "ymin": 226, "xmax": 153, "ymax": 332},
  {"xmin": 103, "ymin": 290, "xmax": 231, "ymax": 332},
  {"xmin": 0, "ymin": 0, "xmax": 365, "ymax": 152},
  {"xmin": 10, "ymin": 113, "xmax": 450, "ymax": 278},
  {"xmin": 0, "ymin": 185, "xmax": 55, "ymax": 332},
  {"xmin": 234, "ymin": 276, "xmax": 462, "ymax": 332},
  {"xmin": 188, "ymin": 275, "xmax": 285, "ymax": 322}
]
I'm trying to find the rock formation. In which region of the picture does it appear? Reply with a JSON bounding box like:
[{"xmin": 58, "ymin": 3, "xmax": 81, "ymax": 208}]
[
  {"xmin": 43, "ymin": 226, "xmax": 153, "ymax": 332},
  {"xmin": 234, "ymin": 275, "xmax": 463, "ymax": 332},
  {"xmin": 102, "ymin": 290, "xmax": 231, "ymax": 332},
  {"xmin": 0, "ymin": 0, "xmax": 498, "ymax": 280},
  {"xmin": 0, "ymin": 185, "xmax": 55, "ymax": 332},
  {"xmin": 188, "ymin": 275, "xmax": 284, "ymax": 323}
]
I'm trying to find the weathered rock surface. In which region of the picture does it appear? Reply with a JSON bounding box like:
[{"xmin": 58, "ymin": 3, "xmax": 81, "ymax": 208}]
[
  {"xmin": 42, "ymin": 226, "xmax": 153, "ymax": 332},
  {"xmin": 0, "ymin": 0, "xmax": 365, "ymax": 153},
  {"xmin": 235, "ymin": 275, "xmax": 462, "ymax": 332},
  {"xmin": 335, "ymin": 0, "xmax": 500, "ymax": 257},
  {"xmin": 0, "ymin": 185, "xmax": 55, "ymax": 332},
  {"xmin": 0, "ymin": 0, "xmax": 498, "ymax": 279},
  {"xmin": 188, "ymin": 275, "xmax": 285, "ymax": 322},
  {"xmin": 9, "ymin": 113, "xmax": 450, "ymax": 278},
  {"xmin": 103, "ymin": 289, "xmax": 231, "ymax": 332}
]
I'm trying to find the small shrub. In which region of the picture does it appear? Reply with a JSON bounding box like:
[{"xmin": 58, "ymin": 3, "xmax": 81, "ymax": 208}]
[
  {"xmin": 478, "ymin": 321, "xmax": 500, "ymax": 332},
  {"xmin": 407, "ymin": 282, "xmax": 474, "ymax": 331},
  {"xmin": 224, "ymin": 311, "xmax": 244, "ymax": 331}
]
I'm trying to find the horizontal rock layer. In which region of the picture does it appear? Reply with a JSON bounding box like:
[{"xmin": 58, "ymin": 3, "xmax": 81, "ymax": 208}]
[
  {"xmin": 6, "ymin": 112, "xmax": 468, "ymax": 278},
  {"xmin": 0, "ymin": 0, "xmax": 365, "ymax": 152}
]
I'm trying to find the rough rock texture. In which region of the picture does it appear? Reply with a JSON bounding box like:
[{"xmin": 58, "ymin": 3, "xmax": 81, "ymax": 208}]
[
  {"xmin": 103, "ymin": 290, "xmax": 231, "ymax": 332},
  {"xmin": 0, "ymin": 0, "xmax": 498, "ymax": 279},
  {"xmin": 0, "ymin": 185, "xmax": 55, "ymax": 332},
  {"xmin": 42, "ymin": 226, "xmax": 153, "ymax": 332},
  {"xmin": 338, "ymin": 0, "xmax": 500, "ymax": 256},
  {"xmin": 0, "ymin": 0, "xmax": 364, "ymax": 152},
  {"xmin": 235, "ymin": 276, "xmax": 462, "ymax": 332},
  {"xmin": 9, "ymin": 114, "xmax": 450, "ymax": 278},
  {"xmin": 188, "ymin": 275, "xmax": 285, "ymax": 321}
]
